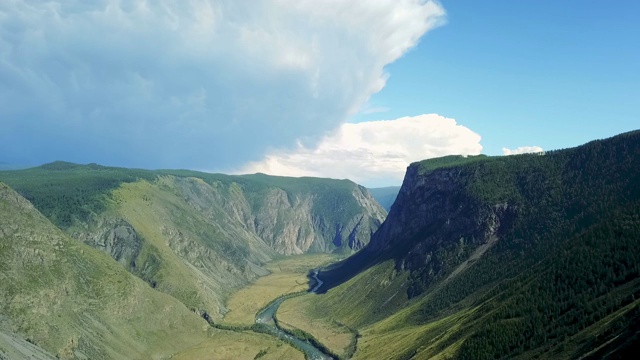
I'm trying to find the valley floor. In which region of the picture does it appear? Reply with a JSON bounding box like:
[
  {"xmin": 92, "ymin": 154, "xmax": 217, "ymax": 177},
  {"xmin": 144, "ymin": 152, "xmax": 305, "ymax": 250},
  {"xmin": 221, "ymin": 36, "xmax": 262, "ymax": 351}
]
[{"xmin": 173, "ymin": 254, "xmax": 340, "ymax": 360}]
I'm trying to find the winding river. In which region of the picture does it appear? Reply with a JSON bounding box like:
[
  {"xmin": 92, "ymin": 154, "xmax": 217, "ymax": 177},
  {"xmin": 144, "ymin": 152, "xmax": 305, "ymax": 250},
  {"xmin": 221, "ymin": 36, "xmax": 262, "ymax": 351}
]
[{"xmin": 254, "ymin": 270, "xmax": 333, "ymax": 360}]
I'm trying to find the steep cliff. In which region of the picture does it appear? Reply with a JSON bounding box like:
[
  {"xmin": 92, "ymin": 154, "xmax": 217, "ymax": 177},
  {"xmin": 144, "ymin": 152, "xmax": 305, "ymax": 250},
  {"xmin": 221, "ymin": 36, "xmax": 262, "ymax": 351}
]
[
  {"xmin": 255, "ymin": 182, "xmax": 384, "ymax": 254},
  {"xmin": 308, "ymin": 130, "xmax": 640, "ymax": 359},
  {"xmin": 366, "ymin": 155, "xmax": 519, "ymax": 297},
  {"xmin": 183, "ymin": 173, "xmax": 387, "ymax": 255}
]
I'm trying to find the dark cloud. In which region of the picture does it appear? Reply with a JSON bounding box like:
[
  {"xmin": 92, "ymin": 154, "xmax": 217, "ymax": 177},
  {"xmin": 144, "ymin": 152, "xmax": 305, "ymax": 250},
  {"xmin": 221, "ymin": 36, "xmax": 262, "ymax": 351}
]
[{"xmin": 0, "ymin": 0, "xmax": 445, "ymax": 170}]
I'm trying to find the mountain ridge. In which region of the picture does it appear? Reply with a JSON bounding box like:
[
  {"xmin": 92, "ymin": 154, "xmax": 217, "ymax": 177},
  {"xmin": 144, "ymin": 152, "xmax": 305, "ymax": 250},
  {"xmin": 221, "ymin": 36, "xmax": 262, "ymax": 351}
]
[
  {"xmin": 301, "ymin": 129, "xmax": 640, "ymax": 359},
  {"xmin": 0, "ymin": 165, "xmax": 386, "ymax": 320}
]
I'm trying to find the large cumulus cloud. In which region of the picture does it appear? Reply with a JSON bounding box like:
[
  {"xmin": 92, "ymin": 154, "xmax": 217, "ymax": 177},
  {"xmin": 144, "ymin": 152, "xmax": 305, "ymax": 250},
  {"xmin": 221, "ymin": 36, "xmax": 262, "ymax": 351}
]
[
  {"xmin": 237, "ymin": 114, "xmax": 482, "ymax": 186},
  {"xmin": 0, "ymin": 0, "xmax": 445, "ymax": 169}
]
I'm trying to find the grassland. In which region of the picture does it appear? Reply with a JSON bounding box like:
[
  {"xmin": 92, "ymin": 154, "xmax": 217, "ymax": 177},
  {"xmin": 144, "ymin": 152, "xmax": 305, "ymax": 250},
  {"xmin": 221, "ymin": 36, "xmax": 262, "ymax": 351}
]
[
  {"xmin": 276, "ymin": 258, "xmax": 480, "ymax": 360},
  {"xmin": 177, "ymin": 254, "xmax": 342, "ymax": 360},
  {"xmin": 222, "ymin": 254, "xmax": 338, "ymax": 326},
  {"xmin": 277, "ymin": 294, "xmax": 356, "ymax": 359},
  {"xmin": 0, "ymin": 182, "xmax": 211, "ymax": 359},
  {"xmin": 173, "ymin": 329, "xmax": 304, "ymax": 360},
  {"xmin": 0, "ymin": 183, "xmax": 343, "ymax": 359},
  {"xmin": 273, "ymin": 260, "xmax": 411, "ymax": 359}
]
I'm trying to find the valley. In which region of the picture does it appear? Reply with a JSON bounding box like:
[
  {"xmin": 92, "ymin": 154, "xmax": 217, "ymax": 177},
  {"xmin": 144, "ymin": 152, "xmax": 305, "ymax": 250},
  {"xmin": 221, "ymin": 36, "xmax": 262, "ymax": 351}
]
[
  {"xmin": 176, "ymin": 254, "xmax": 340, "ymax": 360},
  {"xmin": 1, "ymin": 130, "xmax": 639, "ymax": 359},
  {"xmin": 0, "ymin": 165, "xmax": 385, "ymax": 359},
  {"xmin": 1, "ymin": 1, "xmax": 638, "ymax": 358}
]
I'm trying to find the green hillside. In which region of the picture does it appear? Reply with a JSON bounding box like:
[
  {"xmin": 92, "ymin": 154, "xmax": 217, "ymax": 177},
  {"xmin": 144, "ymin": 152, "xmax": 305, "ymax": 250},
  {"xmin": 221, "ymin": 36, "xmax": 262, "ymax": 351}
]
[
  {"xmin": 0, "ymin": 182, "xmax": 210, "ymax": 359},
  {"xmin": 289, "ymin": 130, "xmax": 640, "ymax": 359},
  {"xmin": 4, "ymin": 130, "xmax": 637, "ymax": 359},
  {"xmin": 0, "ymin": 165, "xmax": 385, "ymax": 320},
  {"xmin": 0, "ymin": 162, "xmax": 382, "ymax": 233},
  {"xmin": 0, "ymin": 161, "xmax": 157, "ymax": 227}
]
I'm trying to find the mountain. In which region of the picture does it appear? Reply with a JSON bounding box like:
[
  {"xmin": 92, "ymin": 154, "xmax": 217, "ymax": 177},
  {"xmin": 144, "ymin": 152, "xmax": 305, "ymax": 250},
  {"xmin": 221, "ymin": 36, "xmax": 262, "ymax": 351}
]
[
  {"xmin": 0, "ymin": 182, "xmax": 210, "ymax": 359},
  {"xmin": 0, "ymin": 164, "xmax": 385, "ymax": 320},
  {"xmin": 367, "ymin": 186, "xmax": 401, "ymax": 212},
  {"xmin": 303, "ymin": 130, "xmax": 640, "ymax": 359},
  {"xmin": 0, "ymin": 162, "xmax": 27, "ymax": 171}
]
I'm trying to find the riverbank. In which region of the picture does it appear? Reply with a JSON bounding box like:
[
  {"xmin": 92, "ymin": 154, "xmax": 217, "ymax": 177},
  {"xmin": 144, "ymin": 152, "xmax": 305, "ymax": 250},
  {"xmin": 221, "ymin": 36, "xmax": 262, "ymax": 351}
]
[
  {"xmin": 174, "ymin": 255, "xmax": 343, "ymax": 360},
  {"xmin": 222, "ymin": 254, "xmax": 338, "ymax": 327},
  {"xmin": 256, "ymin": 294, "xmax": 335, "ymax": 360},
  {"xmin": 277, "ymin": 293, "xmax": 359, "ymax": 359}
]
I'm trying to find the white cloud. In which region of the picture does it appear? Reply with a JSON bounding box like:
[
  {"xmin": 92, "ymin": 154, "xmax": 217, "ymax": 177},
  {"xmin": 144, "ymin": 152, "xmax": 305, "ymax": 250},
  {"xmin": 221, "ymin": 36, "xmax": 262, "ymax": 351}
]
[
  {"xmin": 236, "ymin": 114, "xmax": 482, "ymax": 186},
  {"xmin": 0, "ymin": 0, "xmax": 446, "ymax": 169},
  {"xmin": 502, "ymin": 146, "xmax": 544, "ymax": 156}
]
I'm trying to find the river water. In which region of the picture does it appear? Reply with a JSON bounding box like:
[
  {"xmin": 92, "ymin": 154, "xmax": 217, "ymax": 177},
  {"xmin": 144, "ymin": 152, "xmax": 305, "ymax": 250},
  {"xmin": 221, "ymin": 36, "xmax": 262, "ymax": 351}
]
[{"xmin": 254, "ymin": 270, "xmax": 333, "ymax": 360}]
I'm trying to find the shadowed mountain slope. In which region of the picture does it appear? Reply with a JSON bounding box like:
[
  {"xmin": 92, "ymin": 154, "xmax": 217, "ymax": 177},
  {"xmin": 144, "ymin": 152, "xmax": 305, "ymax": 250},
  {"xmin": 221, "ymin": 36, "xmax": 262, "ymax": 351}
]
[{"xmin": 307, "ymin": 130, "xmax": 640, "ymax": 359}]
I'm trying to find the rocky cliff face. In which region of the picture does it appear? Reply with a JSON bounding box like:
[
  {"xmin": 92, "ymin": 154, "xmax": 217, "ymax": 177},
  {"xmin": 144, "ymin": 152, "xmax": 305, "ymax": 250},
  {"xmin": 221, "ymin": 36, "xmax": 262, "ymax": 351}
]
[
  {"xmin": 69, "ymin": 218, "xmax": 141, "ymax": 269},
  {"xmin": 165, "ymin": 178, "xmax": 386, "ymax": 255},
  {"xmin": 247, "ymin": 185, "xmax": 386, "ymax": 254},
  {"xmin": 365, "ymin": 161, "xmax": 517, "ymax": 296},
  {"xmin": 170, "ymin": 175, "xmax": 386, "ymax": 255}
]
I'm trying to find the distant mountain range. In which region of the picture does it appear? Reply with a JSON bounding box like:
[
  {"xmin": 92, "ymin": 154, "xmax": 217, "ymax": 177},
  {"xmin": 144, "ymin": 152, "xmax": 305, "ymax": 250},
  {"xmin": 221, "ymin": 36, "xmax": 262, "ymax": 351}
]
[
  {"xmin": 0, "ymin": 162, "xmax": 28, "ymax": 171},
  {"xmin": 367, "ymin": 186, "xmax": 401, "ymax": 212}
]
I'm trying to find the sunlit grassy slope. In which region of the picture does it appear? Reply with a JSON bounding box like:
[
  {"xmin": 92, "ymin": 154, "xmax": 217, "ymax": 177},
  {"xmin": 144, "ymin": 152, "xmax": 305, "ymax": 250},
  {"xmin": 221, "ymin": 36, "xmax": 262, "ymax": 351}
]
[
  {"xmin": 0, "ymin": 329, "xmax": 57, "ymax": 360},
  {"xmin": 0, "ymin": 182, "xmax": 211, "ymax": 359},
  {"xmin": 0, "ymin": 161, "xmax": 386, "ymax": 358},
  {"xmin": 109, "ymin": 177, "xmax": 275, "ymax": 319}
]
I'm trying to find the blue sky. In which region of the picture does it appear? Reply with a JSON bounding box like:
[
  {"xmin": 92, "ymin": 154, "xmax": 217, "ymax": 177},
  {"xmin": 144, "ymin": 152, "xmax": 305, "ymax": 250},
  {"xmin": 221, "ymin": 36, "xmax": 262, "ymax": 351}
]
[
  {"xmin": 353, "ymin": 1, "xmax": 640, "ymax": 155},
  {"xmin": 1, "ymin": 1, "xmax": 638, "ymax": 186}
]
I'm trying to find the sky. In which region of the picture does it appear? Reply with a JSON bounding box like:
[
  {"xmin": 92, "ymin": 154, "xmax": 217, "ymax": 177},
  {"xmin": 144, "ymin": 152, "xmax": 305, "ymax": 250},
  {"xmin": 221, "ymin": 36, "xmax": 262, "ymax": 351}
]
[{"xmin": 1, "ymin": 1, "xmax": 638, "ymax": 186}]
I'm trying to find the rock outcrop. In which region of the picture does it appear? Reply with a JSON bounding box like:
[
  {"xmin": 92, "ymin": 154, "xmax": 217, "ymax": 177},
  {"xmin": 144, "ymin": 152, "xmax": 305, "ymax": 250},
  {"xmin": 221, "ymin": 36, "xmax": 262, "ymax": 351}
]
[
  {"xmin": 69, "ymin": 218, "xmax": 141, "ymax": 269},
  {"xmin": 170, "ymin": 175, "xmax": 386, "ymax": 256},
  {"xmin": 366, "ymin": 161, "xmax": 517, "ymax": 296}
]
